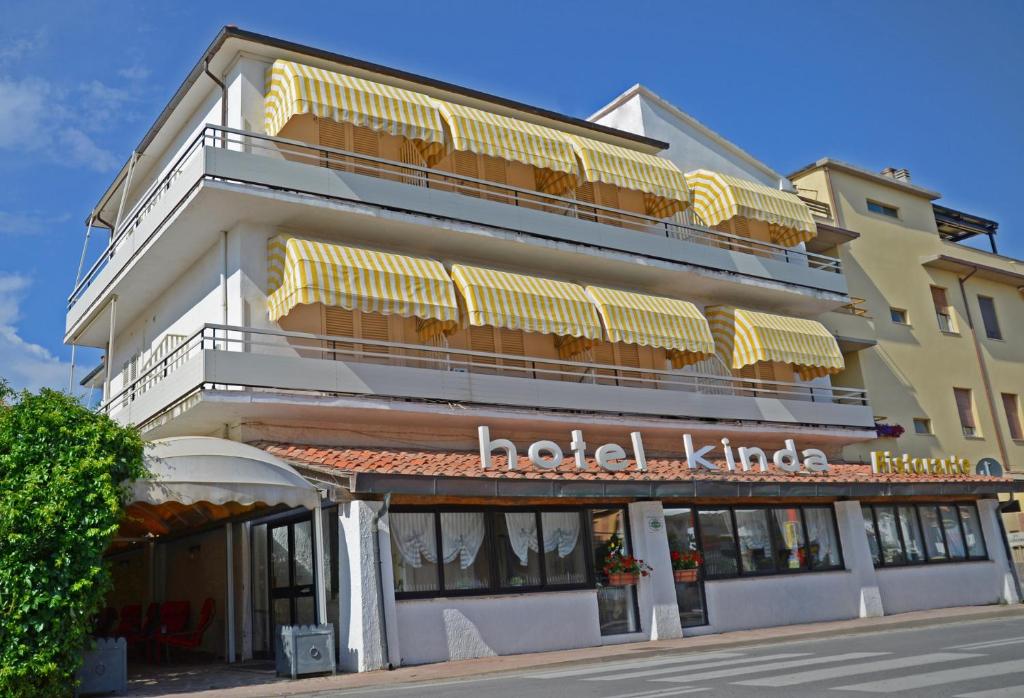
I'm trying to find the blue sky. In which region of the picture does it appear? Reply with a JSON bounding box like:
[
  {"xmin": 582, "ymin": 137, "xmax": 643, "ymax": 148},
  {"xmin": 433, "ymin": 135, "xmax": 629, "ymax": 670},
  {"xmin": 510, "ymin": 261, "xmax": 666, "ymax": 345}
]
[{"xmin": 0, "ymin": 1, "xmax": 1021, "ymax": 393}]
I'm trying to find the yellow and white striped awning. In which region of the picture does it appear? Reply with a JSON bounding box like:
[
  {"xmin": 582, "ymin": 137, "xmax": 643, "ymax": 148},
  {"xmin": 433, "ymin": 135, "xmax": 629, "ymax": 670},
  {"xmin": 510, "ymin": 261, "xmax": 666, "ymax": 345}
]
[
  {"xmin": 705, "ymin": 306, "xmax": 844, "ymax": 380},
  {"xmin": 450, "ymin": 264, "xmax": 602, "ymax": 341},
  {"xmin": 684, "ymin": 170, "xmax": 816, "ymax": 248},
  {"xmin": 265, "ymin": 60, "xmax": 447, "ymax": 164},
  {"xmin": 586, "ymin": 286, "xmax": 715, "ymax": 368},
  {"xmin": 434, "ymin": 100, "xmax": 579, "ymax": 194},
  {"xmin": 569, "ymin": 135, "xmax": 690, "ymax": 218},
  {"xmin": 267, "ymin": 236, "xmax": 459, "ymax": 337}
]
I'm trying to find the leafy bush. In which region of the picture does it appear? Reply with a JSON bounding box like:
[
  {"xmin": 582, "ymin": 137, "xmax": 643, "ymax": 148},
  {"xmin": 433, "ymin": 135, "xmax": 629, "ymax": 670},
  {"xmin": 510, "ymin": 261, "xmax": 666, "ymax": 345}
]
[{"xmin": 0, "ymin": 383, "xmax": 146, "ymax": 697}]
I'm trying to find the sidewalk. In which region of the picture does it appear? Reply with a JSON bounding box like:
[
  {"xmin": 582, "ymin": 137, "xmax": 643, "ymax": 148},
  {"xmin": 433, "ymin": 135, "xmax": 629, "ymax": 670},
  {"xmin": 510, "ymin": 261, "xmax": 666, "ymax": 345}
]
[{"xmin": 127, "ymin": 603, "xmax": 1024, "ymax": 697}]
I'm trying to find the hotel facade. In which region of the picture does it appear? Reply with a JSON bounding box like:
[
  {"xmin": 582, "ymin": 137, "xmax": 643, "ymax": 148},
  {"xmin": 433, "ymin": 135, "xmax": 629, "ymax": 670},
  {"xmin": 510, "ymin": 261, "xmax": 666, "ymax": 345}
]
[{"xmin": 70, "ymin": 27, "xmax": 1021, "ymax": 671}]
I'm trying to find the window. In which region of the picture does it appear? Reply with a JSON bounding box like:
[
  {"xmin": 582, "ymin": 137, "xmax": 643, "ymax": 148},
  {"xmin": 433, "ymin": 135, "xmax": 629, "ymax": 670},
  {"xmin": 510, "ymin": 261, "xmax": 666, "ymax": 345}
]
[
  {"xmin": 862, "ymin": 502, "xmax": 987, "ymax": 567},
  {"xmin": 664, "ymin": 508, "xmax": 707, "ymax": 628},
  {"xmin": 931, "ymin": 286, "xmax": 955, "ymax": 333},
  {"xmin": 590, "ymin": 508, "xmax": 639, "ymax": 635},
  {"xmin": 890, "ymin": 307, "xmax": 909, "ymax": 325},
  {"xmin": 1003, "ymin": 394, "xmax": 1023, "ymax": 441},
  {"xmin": 867, "ymin": 200, "xmax": 899, "ymax": 218},
  {"xmin": 954, "ymin": 388, "xmax": 979, "ymax": 437},
  {"xmin": 913, "ymin": 418, "xmax": 932, "ymax": 434},
  {"xmin": 390, "ymin": 508, "xmax": 590, "ymax": 599},
  {"xmin": 699, "ymin": 505, "xmax": 843, "ymax": 580},
  {"xmin": 977, "ymin": 296, "xmax": 1002, "ymax": 340}
]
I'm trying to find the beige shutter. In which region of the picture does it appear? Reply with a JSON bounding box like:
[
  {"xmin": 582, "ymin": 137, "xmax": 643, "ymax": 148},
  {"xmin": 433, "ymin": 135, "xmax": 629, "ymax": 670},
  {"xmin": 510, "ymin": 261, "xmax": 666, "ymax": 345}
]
[
  {"xmin": 454, "ymin": 151, "xmax": 481, "ymax": 198},
  {"xmin": 324, "ymin": 307, "xmax": 355, "ymax": 359},
  {"xmin": 482, "ymin": 155, "xmax": 507, "ymax": 202},
  {"xmin": 575, "ymin": 182, "xmax": 598, "ymax": 222},
  {"xmin": 1002, "ymin": 393, "xmax": 1023, "ymax": 440},
  {"xmin": 497, "ymin": 328, "xmax": 527, "ymax": 374},
  {"xmin": 469, "ymin": 325, "xmax": 497, "ymax": 372},
  {"xmin": 318, "ymin": 119, "xmax": 350, "ymax": 170},
  {"xmin": 359, "ymin": 312, "xmax": 390, "ymax": 360}
]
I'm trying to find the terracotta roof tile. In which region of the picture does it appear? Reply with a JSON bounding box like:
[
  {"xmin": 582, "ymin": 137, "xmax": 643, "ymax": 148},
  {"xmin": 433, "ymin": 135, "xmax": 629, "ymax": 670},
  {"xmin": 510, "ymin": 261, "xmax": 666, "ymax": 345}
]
[{"xmin": 254, "ymin": 442, "xmax": 1008, "ymax": 486}]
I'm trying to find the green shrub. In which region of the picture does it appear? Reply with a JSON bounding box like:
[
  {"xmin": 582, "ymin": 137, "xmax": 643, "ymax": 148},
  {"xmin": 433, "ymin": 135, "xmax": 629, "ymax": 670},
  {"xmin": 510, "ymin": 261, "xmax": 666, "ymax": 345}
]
[{"xmin": 0, "ymin": 383, "xmax": 146, "ymax": 697}]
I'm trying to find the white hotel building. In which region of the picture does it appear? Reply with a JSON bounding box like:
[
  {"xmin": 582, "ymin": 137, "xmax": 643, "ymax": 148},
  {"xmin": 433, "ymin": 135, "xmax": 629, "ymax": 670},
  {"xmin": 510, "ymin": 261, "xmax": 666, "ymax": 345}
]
[{"xmin": 70, "ymin": 27, "xmax": 1020, "ymax": 671}]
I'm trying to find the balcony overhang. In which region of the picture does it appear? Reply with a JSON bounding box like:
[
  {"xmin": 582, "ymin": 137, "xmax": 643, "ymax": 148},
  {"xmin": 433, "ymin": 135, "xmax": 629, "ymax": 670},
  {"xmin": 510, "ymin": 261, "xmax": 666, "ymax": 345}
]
[
  {"xmin": 921, "ymin": 253, "xmax": 1024, "ymax": 287},
  {"xmin": 67, "ymin": 140, "xmax": 850, "ymax": 347}
]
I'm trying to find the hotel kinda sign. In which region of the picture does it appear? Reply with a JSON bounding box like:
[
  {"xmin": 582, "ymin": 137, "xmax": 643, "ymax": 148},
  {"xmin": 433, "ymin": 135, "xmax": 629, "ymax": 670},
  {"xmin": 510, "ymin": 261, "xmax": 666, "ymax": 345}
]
[
  {"xmin": 478, "ymin": 427, "xmax": 830, "ymax": 475},
  {"xmin": 870, "ymin": 450, "xmax": 972, "ymax": 476}
]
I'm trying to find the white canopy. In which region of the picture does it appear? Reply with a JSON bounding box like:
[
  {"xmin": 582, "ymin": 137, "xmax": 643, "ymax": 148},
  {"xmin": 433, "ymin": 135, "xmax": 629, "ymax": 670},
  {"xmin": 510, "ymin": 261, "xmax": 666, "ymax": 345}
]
[{"xmin": 133, "ymin": 437, "xmax": 320, "ymax": 511}]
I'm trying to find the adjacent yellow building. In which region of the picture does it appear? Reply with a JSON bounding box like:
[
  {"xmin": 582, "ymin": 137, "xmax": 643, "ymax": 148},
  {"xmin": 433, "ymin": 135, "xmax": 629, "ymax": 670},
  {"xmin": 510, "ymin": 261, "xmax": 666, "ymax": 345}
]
[{"xmin": 792, "ymin": 159, "xmax": 1024, "ymax": 472}]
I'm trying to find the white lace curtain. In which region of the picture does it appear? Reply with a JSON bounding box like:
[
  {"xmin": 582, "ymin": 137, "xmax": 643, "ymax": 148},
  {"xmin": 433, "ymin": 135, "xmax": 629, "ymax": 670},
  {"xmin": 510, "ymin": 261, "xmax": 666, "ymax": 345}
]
[
  {"xmin": 504, "ymin": 512, "xmax": 581, "ymax": 565},
  {"xmin": 391, "ymin": 512, "xmax": 489, "ymax": 570}
]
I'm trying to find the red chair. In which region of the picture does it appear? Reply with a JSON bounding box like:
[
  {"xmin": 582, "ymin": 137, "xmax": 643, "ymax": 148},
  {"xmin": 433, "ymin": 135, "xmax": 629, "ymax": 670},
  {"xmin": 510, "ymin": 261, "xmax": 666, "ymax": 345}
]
[
  {"xmin": 156, "ymin": 598, "xmax": 215, "ymax": 661},
  {"xmin": 159, "ymin": 601, "xmax": 191, "ymax": 635},
  {"xmin": 120, "ymin": 602, "xmax": 159, "ymax": 659},
  {"xmin": 113, "ymin": 604, "xmax": 141, "ymax": 639}
]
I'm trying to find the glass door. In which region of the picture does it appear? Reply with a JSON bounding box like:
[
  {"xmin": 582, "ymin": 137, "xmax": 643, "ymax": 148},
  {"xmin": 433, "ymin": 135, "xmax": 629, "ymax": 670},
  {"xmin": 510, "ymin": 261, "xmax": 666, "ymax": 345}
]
[
  {"xmin": 664, "ymin": 507, "xmax": 708, "ymax": 628},
  {"xmin": 590, "ymin": 508, "xmax": 640, "ymax": 635},
  {"xmin": 269, "ymin": 517, "xmax": 318, "ymax": 639}
]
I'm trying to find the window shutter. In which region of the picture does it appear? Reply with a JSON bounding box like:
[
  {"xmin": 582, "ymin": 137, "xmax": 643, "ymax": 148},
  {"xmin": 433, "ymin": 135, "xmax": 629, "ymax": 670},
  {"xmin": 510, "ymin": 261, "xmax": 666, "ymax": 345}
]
[
  {"xmin": 318, "ymin": 119, "xmax": 349, "ymax": 170},
  {"xmin": 617, "ymin": 343, "xmax": 641, "ymax": 369},
  {"xmin": 469, "ymin": 325, "xmax": 497, "ymax": 368},
  {"xmin": 360, "ymin": 312, "xmax": 390, "ymax": 341},
  {"xmin": 930, "ymin": 286, "xmax": 948, "ymax": 311},
  {"xmin": 597, "ymin": 183, "xmax": 620, "ymax": 210},
  {"xmin": 732, "ymin": 217, "xmax": 750, "ymax": 238},
  {"xmin": 1003, "ymin": 393, "xmax": 1023, "ymax": 440},
  {"xmin": 482, "ymin": 156, "xmax": 506, "ymax": 185},
  {"xmin": 498, "ymin": 328, "xmax": 526, "ymax": 371},
  {"xmin": 453, "ymin": 151, "xmax": 481, "ymax": 198},
  {"xmin": 325, "ymin": 307, "xmax": 355, "ymax": 337},
  {"xmin": 954, "ymin": 388, "xmax": 976, "ymax": 430},
  {"xmin": 352, "ymin": 126, "xmax": 380, "ymax": 156}
]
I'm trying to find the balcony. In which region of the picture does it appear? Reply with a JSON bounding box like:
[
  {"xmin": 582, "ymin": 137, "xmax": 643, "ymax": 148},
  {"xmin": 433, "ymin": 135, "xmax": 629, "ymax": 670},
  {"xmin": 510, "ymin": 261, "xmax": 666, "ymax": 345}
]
[
  {"xmin": 104, "ymin": 324, "xmax": 874, "ymax": 438},
  {"xmin": 67, "ymin": 126, "xmax": 850, "ymax": 345}
]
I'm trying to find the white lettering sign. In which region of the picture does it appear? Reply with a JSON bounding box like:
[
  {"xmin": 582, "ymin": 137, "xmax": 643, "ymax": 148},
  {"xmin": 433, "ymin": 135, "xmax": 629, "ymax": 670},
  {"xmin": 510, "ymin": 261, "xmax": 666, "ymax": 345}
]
[{"xmin": 478, "ymin": 426, "xmax": 830, "ymax": 474}]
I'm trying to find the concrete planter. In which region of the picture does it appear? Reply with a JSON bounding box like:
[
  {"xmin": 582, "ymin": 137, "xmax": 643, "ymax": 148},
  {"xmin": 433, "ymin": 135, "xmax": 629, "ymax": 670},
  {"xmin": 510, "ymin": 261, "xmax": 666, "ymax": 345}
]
[
  {"xmin": 76, "ymin": 637, "xmax": 126, "ymax": 695},
  {"xmin": 276, "ymin": 624, "xmax": 337, "ymax": 679}
]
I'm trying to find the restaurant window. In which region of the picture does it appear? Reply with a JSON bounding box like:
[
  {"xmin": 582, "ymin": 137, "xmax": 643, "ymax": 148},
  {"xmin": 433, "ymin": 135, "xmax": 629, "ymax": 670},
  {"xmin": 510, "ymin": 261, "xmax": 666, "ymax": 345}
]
[
  {"xmin": 977, "ymin": 296, "xmax": 1002, "ymax": 340},
  {"xmin": 664, "ymin": 508, "xmax": 707, "ymax": 628},
  {"xmin": 867, "ymin": 200, "xmax": 899, "ymax": 218},
  {"xmin": 1002, "ymin": 394, "xmax": 1023, "ymax": 441},
  {"xmin": 590, "ymin": 508, "xmax": 640, "ymax": 635},
  {"xmin": 913, "ymin": 418, "xmax": 932, "ymax": 434},
  {"xmin": 890, "ymin": 307, "xmax": 909, "ymax": 325},
  {"xmin": 954, "ymin": 387, "xmax": 979, "ymax": 437},
  {"xmin": 699, "ymin": 505, "xmax": 843, "ymax": 580},
  {"xmin": 862, "ymin": 502, "xmax": 987, "ymax": 567},
  {"xmin": 931, "ymin": 286, "xmax": 955, "ymax": 333},
  {"xmin": 390, "ymin": 508, "xmax": 590, "ymax": 599}
]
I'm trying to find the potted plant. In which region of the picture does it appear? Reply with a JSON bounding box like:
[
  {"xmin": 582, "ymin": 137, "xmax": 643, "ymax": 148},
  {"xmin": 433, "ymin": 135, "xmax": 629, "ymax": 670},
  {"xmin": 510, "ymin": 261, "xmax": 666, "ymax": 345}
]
[
  {"xmin": 602, "ymin": 534, "xmax": 652, "ymax": 586},
  {"xmin": 671, "ymin": 550, "xmax": 702, "ymax": 583}
]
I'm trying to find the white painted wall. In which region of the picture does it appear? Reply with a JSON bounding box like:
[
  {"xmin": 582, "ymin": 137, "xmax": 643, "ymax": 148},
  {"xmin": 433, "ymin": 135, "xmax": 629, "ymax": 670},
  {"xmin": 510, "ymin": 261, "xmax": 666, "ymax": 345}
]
[
  {"xmin": 337, "ymin": 501, "xmax": 388, "ymax": 672},
  {"xmin": 393, "ymin": 590, "xmax": 602, "ymax": 666}
]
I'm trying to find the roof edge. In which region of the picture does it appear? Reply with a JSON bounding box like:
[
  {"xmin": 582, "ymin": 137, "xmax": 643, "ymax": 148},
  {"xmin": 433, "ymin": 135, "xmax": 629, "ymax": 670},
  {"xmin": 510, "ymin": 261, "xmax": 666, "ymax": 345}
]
[{"xmin": 789, "ymin": 157, "xmax": 942, "ymax": 200}]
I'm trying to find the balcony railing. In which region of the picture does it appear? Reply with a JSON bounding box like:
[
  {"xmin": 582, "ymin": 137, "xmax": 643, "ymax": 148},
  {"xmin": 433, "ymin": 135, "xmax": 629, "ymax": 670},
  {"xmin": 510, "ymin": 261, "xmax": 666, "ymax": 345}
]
[
  {"xmin": 101, "ymin": 323, "xmax": 869, "ymax": 416},
  {"xmin": 799, "ymin": 196, "xmax": 832, "ymax": 220},
  {"xmin": 70, "ymin": 125, "xmax": 843, "ymax": 310}
]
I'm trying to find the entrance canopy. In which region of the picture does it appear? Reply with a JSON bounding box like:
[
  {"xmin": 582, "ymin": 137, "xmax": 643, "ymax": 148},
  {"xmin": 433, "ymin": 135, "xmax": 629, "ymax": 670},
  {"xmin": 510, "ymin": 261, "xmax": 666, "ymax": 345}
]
[{"xmin": 131, "ymin": 437, "xmax": 320, "ymax": 518}]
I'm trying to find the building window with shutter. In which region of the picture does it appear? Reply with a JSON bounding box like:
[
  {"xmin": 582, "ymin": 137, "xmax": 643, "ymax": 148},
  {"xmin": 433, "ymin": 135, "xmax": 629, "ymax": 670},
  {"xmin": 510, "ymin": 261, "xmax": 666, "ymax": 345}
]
[
  {"xmin": 930, "ymin": 286, "xmax": 955, "ymax": 333},
  {"xmin": 323, "ymin": 307, "xmax": 390, "ymax": 362},
  {"xmin": 953, "ymin": 387, "xmax": 979, "ymax": 438},
  {"xmin": 977, "ymin": 296, "xmax": 1002, "ymax": 340},
  {"xmin": 1003, "ymin": 394, "xmax": 1023, "ymax": 441}
]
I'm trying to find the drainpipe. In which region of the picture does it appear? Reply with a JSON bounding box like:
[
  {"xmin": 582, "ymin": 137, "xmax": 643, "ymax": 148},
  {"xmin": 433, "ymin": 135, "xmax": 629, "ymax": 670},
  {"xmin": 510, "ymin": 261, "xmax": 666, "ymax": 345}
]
[
  {"xmin": 956, "ymin": 267, "xmax": 1011, "ymax": 468},
  {"xmin": 203, "ymin": 59, "xmax": 228, "ymax": 146},
  {"xmin": 370, "ymin": 493, "xmax": 393, "ymax": 669}
]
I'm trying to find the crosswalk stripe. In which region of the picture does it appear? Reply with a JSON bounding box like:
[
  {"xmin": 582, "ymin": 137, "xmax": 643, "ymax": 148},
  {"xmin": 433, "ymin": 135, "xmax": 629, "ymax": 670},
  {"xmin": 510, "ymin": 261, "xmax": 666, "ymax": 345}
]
[
  {"xmin": 651, "ymin": 652, "xmax": 889, "ymax": 683},
  {"xmin": 734, "ymin": 652, "xmax": 978, "ymax": 687},
  {"xmin": 949, "ymin": 636, "xmax": 1024, "ymax": 650},
  {"xmin": 525, "ymin": 652, "xmax": 742, "ymax": 679},
  {"xmin": 955, "ymin": 687, "xmax": 1024, "ymax": 697},
  {"xmin": 603, "ymin": 687, "xmax": 705, "ymax": 698},
  {"xmin": 833, "ymin": 659, "xmax": 1024, "ymax": 693},
  {"xmin": 585, "ymin": 653, "xmax": 809, "ymax": 681}
]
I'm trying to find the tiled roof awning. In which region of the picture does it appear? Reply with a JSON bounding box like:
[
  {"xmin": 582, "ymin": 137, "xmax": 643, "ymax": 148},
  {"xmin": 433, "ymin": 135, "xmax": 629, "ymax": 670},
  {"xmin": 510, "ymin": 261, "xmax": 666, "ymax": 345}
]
[
  {"xmin": 706, "ymin": 305, "xmax": 844, "ymax": 380},
  {"xmin": 265, "ymin": 59, "xmax": 447, "ymax": 164},
  {"xmin": 585, "ymin": 286, "xmax": 715, "ymax": 368},
  {"xmin": 267, "ymin": 236, "xmax": 459, "ymax": 339},
  {"xmin": 434, "ymin": 100, "xmax": 579, "ymax": 194},
  {"xmin": 569, "ymin": 134, "xmax": 690, "ymax": 218},
  {"xmin": 685, "ymin": 169, "xmax": 816, "ymax": 247},
  {"xmin": 450, "ymin": 264, "xmax": 602, "ymax": 344}
]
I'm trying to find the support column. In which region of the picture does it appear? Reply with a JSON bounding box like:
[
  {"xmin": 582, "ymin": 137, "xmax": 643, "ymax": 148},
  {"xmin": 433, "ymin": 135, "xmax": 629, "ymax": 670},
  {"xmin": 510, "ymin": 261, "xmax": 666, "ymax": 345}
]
[
  {"xmin": 240, "ymin": 522, "xmax": 253, "ymax": 661},
  {"xmin": 313, "ymin": 505, "xmax": 329, "ymax": 627},
  {"xmin": 627, "ymin": 501, "xmax": 683, "ymax": 640},
  {"xmin": 337, "ymin": 501, "xmax": 394, "ymax": 672},
  {"xmin": 834, "ymin": 501, "xmax": 884, "ymax": 617},
  {"xmin": 225, "ymin": 522, "xmax": 235, "ymax": 663}
]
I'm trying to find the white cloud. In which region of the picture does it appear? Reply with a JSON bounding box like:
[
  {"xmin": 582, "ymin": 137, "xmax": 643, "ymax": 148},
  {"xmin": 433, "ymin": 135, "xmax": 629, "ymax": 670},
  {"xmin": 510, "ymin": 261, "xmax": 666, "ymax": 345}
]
[
  {"xmin": 0, "ymin": 210, "xmax": 70, "ymax": 235},
  {"xmin": 0, "ymin": 29, "xmax": 48, "ymax": 66},
  {"xmin": 0, "ymin": 273, "xmax": 72, "ymax": 393},
  {"xmin": 117, "ymin": 65, "xmax": 150, "ymax": 81},
  {"xmin": 0, "ymin": 76, "xmax": 124, "ymax": 172}
]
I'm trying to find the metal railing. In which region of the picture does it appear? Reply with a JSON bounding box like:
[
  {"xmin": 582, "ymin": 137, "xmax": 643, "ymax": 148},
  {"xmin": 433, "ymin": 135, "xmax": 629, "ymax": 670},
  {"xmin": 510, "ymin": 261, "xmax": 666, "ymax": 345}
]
[
  {"xmin": 70, "ymin": 125, "xmax": 843, "ymax": 309},
  {"xmin": 101, "ymin": 323, "xmax": 869, "ymax": 415}
]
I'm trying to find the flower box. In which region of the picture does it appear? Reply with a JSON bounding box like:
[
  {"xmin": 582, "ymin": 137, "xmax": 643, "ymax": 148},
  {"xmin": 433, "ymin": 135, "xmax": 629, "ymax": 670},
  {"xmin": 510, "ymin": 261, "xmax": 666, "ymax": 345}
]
[
  {"xmin": 606, "ymin": 572, "xmax": 640, "ymax": 586},
  {"xmin": 673, "ymin": 568, "xmax": 699, "ymax": 583}
]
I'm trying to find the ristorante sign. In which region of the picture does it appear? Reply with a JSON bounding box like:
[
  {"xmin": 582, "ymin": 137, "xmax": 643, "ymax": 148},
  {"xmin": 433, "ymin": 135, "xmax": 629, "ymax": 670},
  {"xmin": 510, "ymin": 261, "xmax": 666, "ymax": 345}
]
[
  {"xmin": 478, "ymin": 427, "xmax": 830, "ymax": 475},
  {"xmin": 870, "ymin": 450, "xmax": 972, "ymax": 476}
]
